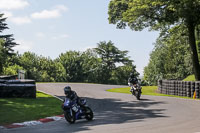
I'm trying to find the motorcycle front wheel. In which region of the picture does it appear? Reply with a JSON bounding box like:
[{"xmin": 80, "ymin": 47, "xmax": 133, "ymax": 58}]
[
  {"xmin": 64, "ymin": 110, "xmax": 76, "ymax": 124},
  {"xmin": 135, "ymin": 90, "xmax": 141, "ymax": 100},
  {"xmin": 85, "ymin": 107, "xmax": 93, "ymax": 121}
]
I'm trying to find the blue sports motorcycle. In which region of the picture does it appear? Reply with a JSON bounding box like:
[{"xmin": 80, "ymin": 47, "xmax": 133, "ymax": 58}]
[{"xmin": 62, "ymin": 98, "xmax": 93, "ymax": 124}]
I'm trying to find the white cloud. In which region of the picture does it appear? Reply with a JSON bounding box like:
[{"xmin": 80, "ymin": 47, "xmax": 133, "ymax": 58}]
[
  {"xmin": 55, "ymin": 5, "xmax": 68, "ymax": 11},
  {"xmin": 14, "ymin": 39, "xmax": 34, "ymax": 53},
  {"xmin": 31, "ymin": 9, "xmax": 61, "ymax": 19},
  {"xmin": 36, "ymin": 32, "xmax": 46, "ymax": 38},
  {"xmin": 1, "ymin": 11, "xmax": 31, "ymax": 25},
  {"xmin": 52, "ymin": 34, "xmax": 69, "ymax": 40},
  {"xmin": 1, "ymin": 11, "xmax": 13, "ymax": 18},
  {"xmin": 0, "ymin": 0, "xmax": 29, "ymax": 10},
  {"xmin": 81, "ymin": 45, "xmax": 96, "ymax": 52},
  {"xmin": 10, "ymin": 16, "xmax": 31, "ymax": 25},
  {"xmin": 31, "ymin": 5, "xmax": 68, "ymax": 19}
]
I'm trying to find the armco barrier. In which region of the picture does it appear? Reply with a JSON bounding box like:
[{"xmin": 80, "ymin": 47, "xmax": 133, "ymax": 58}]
[
  {"xmin": 0, "ymin": 79, "xmax": 36, "ymax": 98},
  {"xmin": 158, "ymin": 80, "xmax": 200, "ymax": 99}
]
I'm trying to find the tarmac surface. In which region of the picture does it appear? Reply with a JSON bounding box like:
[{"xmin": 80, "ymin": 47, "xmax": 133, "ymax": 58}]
[{"xmin": 1, "ymin": 83, "xmax": 200, "ymax": 133}]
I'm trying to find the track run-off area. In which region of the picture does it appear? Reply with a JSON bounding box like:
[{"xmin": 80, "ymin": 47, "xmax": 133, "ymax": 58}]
[{"xmin": 1, "ymin": 83, "xmax": 200, "ymax": 133}]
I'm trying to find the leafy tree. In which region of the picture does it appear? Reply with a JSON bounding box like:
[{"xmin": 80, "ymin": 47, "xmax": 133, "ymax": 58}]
[
  {"xmin": 37, "ymin": 57, "xmax": 66, "ymax": 82},
  {"xmin": 143, "ymin": 39, "xmax": 167, "ymax": 85},
  {"xmin": 18, "ymin": 52, "xmax": 40, "ymax": 80},
  {"xmin": 50, "ymin": 61, "xmax": 66, "ymax": 82},
  {"xmin": 58, "ymin": 51, "xmax": 84, "ymax": 82},
  {"xmin": 108, "ymin": 0, "xmax": 200, "ymax": 80},
  {"xmin": 143, "ymin": 25, "xmax": 193, "ymax": 85},
  {"xmin": 94, "ymin": 41, "xmax": 131, "ymax": 83},
  {"xmin": 2, "ymin": 53, "xmax": 23, "ymax": 76},
  {"xmin": 15, "ymin": 52, "xmax": 66, "ymax": 82},
  {"xmin": 80, "ymin": 48, "xmax": 102, "ymax": 83},
  {"xmin": 163, "ymin": 26, "xmax": 192, "ymax": 79},
  {"xmin": 110, "ymin": 63, "xmax": 138, "ymax": 85},
  {"xmin": 3, "ymin": 64, "xmax": 23, "ymax": 75},
  {"xmin": 0, "ymin": 39, "xmax": 6, "ymax": 74},
  {"xmin": 0, "ymin": 14, "xmax": 18, "ymax": 74}
]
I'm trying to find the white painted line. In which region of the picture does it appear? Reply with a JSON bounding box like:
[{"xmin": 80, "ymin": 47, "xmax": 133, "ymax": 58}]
[
  {"xmin": 46, "ymin": 116, "xmax": 63, "ymax": 121},
  {"xmin": 0, "ymin": 126, "xmax": 5, "ymax": 129},
  {"xmin": 13, "ymin": 121, "xmax": 43, "ymax": 126}
]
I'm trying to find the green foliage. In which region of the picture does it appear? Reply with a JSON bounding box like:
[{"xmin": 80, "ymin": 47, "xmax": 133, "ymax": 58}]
[
  {"xmin": 0, "ymin": 39, "xmax": 6, "ymax": 74},
  {"xmin": 95, "ymin": 41, "xmax": 131, "ymax": 69},
  {"xmin": 56, "ymin": 41, "xmax": 136, "ymax": 84},
  {"xmin": 18, "ymin": 52, "xmax": 40, "ymax": 80},
  {"xmin": 5, "ymin": 52, "xmax": 66, "ymax": 82},
  {"xmin": 108, "ymin": 0, "xmax": 200, "ymax": 80},
  {"xmin": 183, "ymin": 75, "xmax": 195, "ymax": 81},
  {"xmin": 94, "ymin": 41, "xmax": 133, "ymax": 84},
  {"xmin": 0, "ymin": 14, "xmax": 18, "ymax": 74},
  {"xmin": 3, "ymin": 41, "xmax": 137, "ymax": 85},
  {"xmin": 58, "ymin": 51, "xmax": 84, "ymax": 82},
  {"xmin": 110, "ymin": 64, "xmax": 138, "ymax": 85},
  {"xmin": 108, "ymin": 0, "xmax": 200, "ymax": 31},
  {"xmin": 3, "ymin": 64, "xmax": 23, "ymax": 75},
  {"xmin": 80, "ymin": 49, "xmax": 102, "ymax": 83},
  {"xmin": 143, "ymin": 25, "xmax": 193, "ymax": 85},
  {"xmin": 107, "ymin": 86, "xmax": 193, "ymax": 99}
]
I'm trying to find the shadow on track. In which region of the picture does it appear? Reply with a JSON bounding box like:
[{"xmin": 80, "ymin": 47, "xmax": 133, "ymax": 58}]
[{"xmin": 57, "ymin": 96, "xmax": 168, "ymax": 133}]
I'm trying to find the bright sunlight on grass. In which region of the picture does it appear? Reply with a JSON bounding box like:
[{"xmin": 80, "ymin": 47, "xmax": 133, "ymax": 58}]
[
  {"xmin": 107, "ymin": 86, "xmax": 158, "ymax": 95},
  {"xmin": 0, "ymin": 91, "xmax": 63, "ymax": 125},
  {"xmin": 107, "ymin": 86, "xmax": 193, "ymax": 99}
]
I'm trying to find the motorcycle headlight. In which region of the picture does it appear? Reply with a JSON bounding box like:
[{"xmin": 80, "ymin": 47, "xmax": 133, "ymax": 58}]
[{"xmin": 63, "ymin": 100, "xmax": 70, "ymax": 106}]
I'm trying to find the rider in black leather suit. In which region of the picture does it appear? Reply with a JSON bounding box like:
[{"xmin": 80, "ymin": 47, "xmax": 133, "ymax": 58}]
[{"xmin": 64, "ymin": 86, "xmax": 85, "ymax": 108}]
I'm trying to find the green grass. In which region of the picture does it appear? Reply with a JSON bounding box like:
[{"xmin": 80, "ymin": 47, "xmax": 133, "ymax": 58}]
[
  {"xmin": 107, "ymin": 86, "xmax": 193, "ymax": 99},
  {"xmin": 0, "ymin": 91, "xmax": 63, "ymax": 125},
  {"xmin": 183, "ymin": 74, "xmax": 195, "ymax": 81},
  {"xmin": 107, "ymin": 86, "xmax": 159, "ymax": 95}
]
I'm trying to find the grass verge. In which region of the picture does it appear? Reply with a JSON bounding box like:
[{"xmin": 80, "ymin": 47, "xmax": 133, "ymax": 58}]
[
  {"xmin": 0, "ymin": 91, "xmax": 63, "ymax": 125},
  {"xmin": 107, "ymin": 86, "xmax": 193, "ymax": 99}
]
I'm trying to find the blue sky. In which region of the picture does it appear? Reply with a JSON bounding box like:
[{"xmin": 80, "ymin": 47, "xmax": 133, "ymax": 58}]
[{"xmin": 0, "ymin": 0, "xmax": 159, "ymax": 76}]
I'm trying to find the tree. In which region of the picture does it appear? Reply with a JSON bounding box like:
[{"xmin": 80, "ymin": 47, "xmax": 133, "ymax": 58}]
[
  {"xmin": 94, "ymin": 41, "xmax": 132, "ymax": 83},
  {"xmin": 95, "ymin": 41, "xmax": 131, "ymax": 69},
  {"xmin": 0, "ymin": 39, "xmax": 5, "ymax": 74},
  {"xmin": 18, "ymin": 52, "xmax": 41, "ymax": 80},
  {"xmin": 0, "ymin": 13, "xmax": 18, "ymax": 74},
  {"xmin": 37, "ymin": 56, "xmax": 66, "ymax": 82},
  {"xmin": 3, "ymin": 64, "xmax": 23, "ymax": 75},
  {"xmin": 80, "ymin": 48, "xmax": 102, "ymax": 83},
  {"xmin": 108, "ymin": 0, "xmax": 200, "ymax": 80},
  {"xmin": 58, "ymin": 51, "xmax": 84, "ymax": 82},
  {"xmin": 143, "ymin": 25, "xmax": 193, "ymax": 85},
  {"xmin": 110, "ymin": 63, "xmax": 138, "ymax": 85}
]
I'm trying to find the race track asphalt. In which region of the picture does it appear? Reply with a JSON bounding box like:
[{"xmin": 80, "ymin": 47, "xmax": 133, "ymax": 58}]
[{"xmin": 1, "ymin": 83, "xmax": 200, "ymax": 133}]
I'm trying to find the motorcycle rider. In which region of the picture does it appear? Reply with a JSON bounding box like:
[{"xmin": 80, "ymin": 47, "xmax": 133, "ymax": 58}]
[
  {"xmin": 128, "ymin": 73, "xmax": 140, "ymax": 94},
  {"xmin": 63, "ymin": 86, "xmax": 85, "ymax": 108}
]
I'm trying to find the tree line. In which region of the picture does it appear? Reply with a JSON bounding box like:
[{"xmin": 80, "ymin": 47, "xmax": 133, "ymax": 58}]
[
  {"xmin": 3, "ymin": 0, "xmax": 200, "ymax": 86},
  {"xmin": 0, "ymin": 13, "xmax": 138, "ymax": 85},
  {"xmin": 1, "ymin": 45, "xmax": 139, "ymax": 85},
  {"xmin": 2, "ymin": 43, "xmax": 138, "ymax": 85}
]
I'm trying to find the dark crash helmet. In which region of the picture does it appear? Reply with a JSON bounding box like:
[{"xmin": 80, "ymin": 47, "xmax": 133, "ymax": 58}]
[{"xmin": 64, "ymin": 86, "xmax": 71, "ymax": 95}]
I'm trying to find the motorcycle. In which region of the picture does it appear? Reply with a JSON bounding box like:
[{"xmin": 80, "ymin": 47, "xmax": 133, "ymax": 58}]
[
  {"xmin": 62, "ymin": 98, "xmax": 93, "ymax": 124},
  {"xmin": 128, "ymin": 82, "xmax": 142, "ymax": 100}
]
